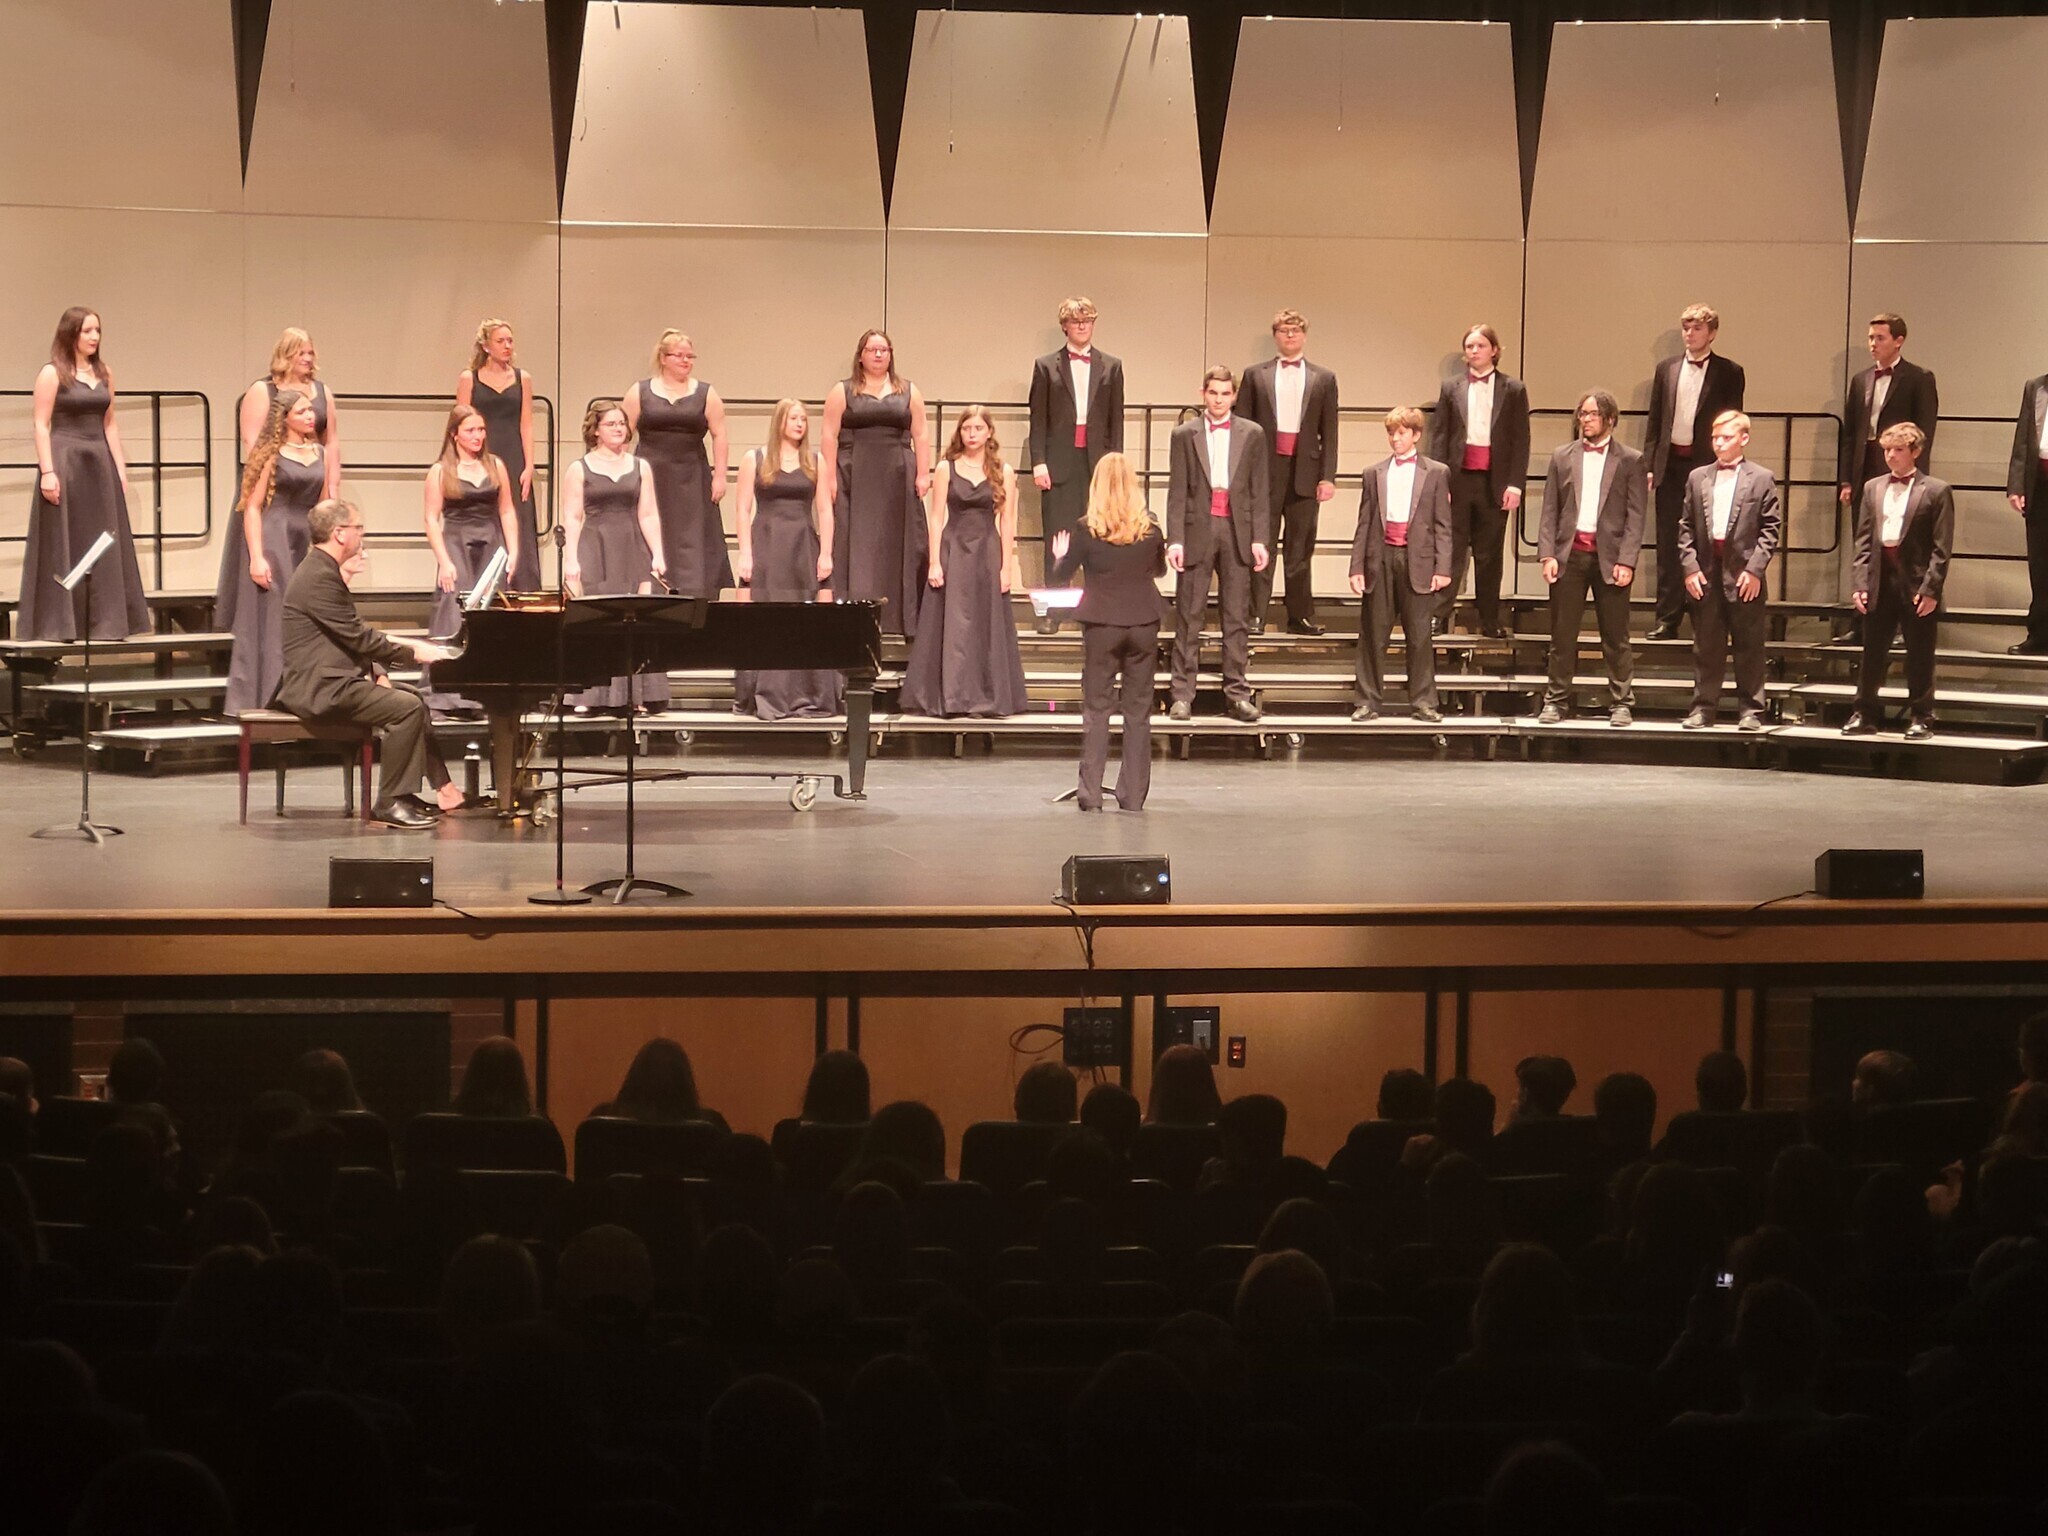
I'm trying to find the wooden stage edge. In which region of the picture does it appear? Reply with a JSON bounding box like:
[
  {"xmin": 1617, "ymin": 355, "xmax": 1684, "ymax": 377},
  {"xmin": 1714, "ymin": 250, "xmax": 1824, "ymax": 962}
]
[{"xmin": 6, "ymin": 899, "xmax": 2048, "ymax": 999}]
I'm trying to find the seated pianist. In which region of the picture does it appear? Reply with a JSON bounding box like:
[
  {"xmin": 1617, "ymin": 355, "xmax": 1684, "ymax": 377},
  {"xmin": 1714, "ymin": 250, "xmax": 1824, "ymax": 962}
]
[{"xmin": 276, "ymin": 498, "xmax": 466, "ymax": 830}]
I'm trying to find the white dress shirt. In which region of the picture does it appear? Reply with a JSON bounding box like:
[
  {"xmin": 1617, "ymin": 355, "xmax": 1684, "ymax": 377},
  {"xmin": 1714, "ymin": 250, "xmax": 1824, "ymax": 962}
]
[
  {"xmin": 1672, "ymin": 355, "xmax": 1709, "ymax": 447},
  {"xmin": 1869, "ymin": 367, "xmax": 1894, "ymax": 435},
  {"xmin": 1577, "ymin": 442, "xmax": 1608, "ymax": 534},
  {"xmin": 1881, "ymin": 473, "xmax": 1913, "ymax": 547},
  {"xmin": 1711, "ymin": 461, "xmax": 1742, "ymax": 541},
  {"xmin": 1067, "ymin": 348, "xmax": 1093, "ymax": 416},
  {"xmin": 1386, "ymin": 454, "xmax": 1417, "ymax": 526},
  {"xmin": 1205, "ymin": 415, "xmax": 1232, "ymax": 488},
  {"xmin": 1466, "ymin": 371, "xmax": 1495, "ymax": 449},
  {"xmin": 1276, "ymin": 357, "xmax": 1307, "ymax": 435}
]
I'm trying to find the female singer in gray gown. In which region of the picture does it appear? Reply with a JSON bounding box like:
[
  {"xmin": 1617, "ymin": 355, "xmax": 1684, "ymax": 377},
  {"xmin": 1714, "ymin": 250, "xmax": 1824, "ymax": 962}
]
[
  {"xmin": 900, "ymin": 405, "xmax": 1028, "ymax": 717},
  {"xmin": 457, "ymin": 319, "xmax": 541, "ymax": 589},
  {"xmin": 626, "ymin": 330, "xmax": 732, "ymax": 598},
  {"xmin": 19, "ymin": 307, "xmax": 151, "ymax": 641},
  {"xmin": 564, "ymin": 400, "xmax": 670, "ymax": 711},
  {"xmin": 734, "ymin": 399, "xmax": 839, "ymax": 720},
  {"xmin": 423, "ymin": 405, "xmax": 521, "ymax": 712},
  {"xmin": 821, "ymin": 329, "xmax": 932, "ymax": 637},
  {"xmin": 220, "ymin": 388, "xmax": 325, "ymax": 715}
]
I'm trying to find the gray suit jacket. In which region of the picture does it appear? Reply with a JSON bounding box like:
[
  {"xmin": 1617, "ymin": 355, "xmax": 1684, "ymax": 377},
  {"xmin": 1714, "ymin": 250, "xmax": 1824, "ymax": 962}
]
[
  {"xmin": 277, "ymin": 547, "xmax": 415, "ymax": 717},
  {"xmin": 1349, "ymin": 455, "xmax": 1453, "ymax": 595},
  {"xmin": 1677, "ymin": 459, "xmax": 1781, "ymax": 600},
  {"xmin": 1642, "ymin": 352, "xmax": 1746, "ymax": 485},
  {"xmin": 2006, "ymin": 375, "xmax": 2048, "ymax": 501},
  {"xmin": 1538, "ymin": 439, "xmax": 1649, "ymax": 572},
  {"xmin": 1167, "ymin": 414, "xmax": 1271, "ymax": 560},
  {"xmin": 1853, "ymin": 473, "xmax": 1954, "ymax": 603},
  {"xmin": 1237, "ymin": 357, "xmax": 1340, "ymax": 498}
]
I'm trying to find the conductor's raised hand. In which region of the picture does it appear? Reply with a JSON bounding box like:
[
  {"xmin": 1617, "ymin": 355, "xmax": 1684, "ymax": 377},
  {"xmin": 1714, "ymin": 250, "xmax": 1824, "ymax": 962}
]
[{"xmin": 1050, "ymin": 530, "xmax": 1070, "ymax": 563}]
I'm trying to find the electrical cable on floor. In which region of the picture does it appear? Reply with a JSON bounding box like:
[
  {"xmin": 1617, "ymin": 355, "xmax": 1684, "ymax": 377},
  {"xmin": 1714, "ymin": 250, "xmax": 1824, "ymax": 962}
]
[
  {"xmin": 1680, "ymin": 887, "xmax": 1817, "ymax": 941},
  {"xmin": 433, "ymin": 896, "xmax": 496, "ymax": 936}
]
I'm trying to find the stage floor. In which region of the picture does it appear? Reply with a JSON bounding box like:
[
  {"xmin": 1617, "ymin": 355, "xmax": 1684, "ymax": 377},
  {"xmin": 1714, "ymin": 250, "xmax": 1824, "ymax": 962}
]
[{"xmin": 5, "ymin": 738, "xmax": 2047, "ymax": 915}]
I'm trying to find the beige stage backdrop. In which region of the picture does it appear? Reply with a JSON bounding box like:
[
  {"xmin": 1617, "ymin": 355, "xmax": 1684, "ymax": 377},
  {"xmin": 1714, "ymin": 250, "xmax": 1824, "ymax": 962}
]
[{"xmin": 7, "ymin": 4, "xmax": 2048, "ymax": 1154}]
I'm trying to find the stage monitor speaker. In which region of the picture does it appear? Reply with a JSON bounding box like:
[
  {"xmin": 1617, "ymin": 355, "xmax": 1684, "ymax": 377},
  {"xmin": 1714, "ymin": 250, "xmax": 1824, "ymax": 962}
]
[
  {"xmin": 1814, "ymin": 848, "xmax": 1923, "ymax": 900},
  {"xmin": 329, "ymin": 858, "xmax": 434, "ymax": 909},
  {"xmin": 1060, "ymin": 854, "xmax": 1170, "ymax": 905}
]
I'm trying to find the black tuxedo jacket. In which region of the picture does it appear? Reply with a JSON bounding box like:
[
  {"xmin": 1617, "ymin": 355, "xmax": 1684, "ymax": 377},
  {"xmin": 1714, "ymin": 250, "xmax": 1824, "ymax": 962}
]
[
  {"xmin": 1853, "ymin": 473, "xmax": 1954, "ymax": 603},
  {"xmin": 1349, "ymin": 455, "xmax": 1453, "ymax": 596},
  {"xmin": 1237, "ymin": 357, "xmax": 1340, "ymax": 497},
  {"xmin": 1538, "ymin": 439, "xmax": 1649, "ymax": 572},
  {"xmin": 2007, "ymin": 375, "xmax": 2048, "ymax": 501},
  {"xmin": 1166, "ymin": 414, "xmax": 1271, "ymax": 561},
  {"xmin": 277, "ymin": 547, "xmax": 415, "ymax": 717},
  {"xmin": 1840, "ymin": 357, "xmax": 1939, "ymax": 486},
  {"xmin": 1643, "ymin": 353, "xmax": 1746, "ymax": 485},
  {"xmin": 1677, "ymin": 459, "xmax": 1781, "ymax": 600},
  {"xmin": 1027, "ymin": 348, "xmax": 1125, "ymax": 479},
  {"xmin": 1050, "ymin": 527, "xmax": 1167, "ymax": 627},
  {"xmin": 1426, "ymin": 370, "xmax": 1531, "ymax": 506}
]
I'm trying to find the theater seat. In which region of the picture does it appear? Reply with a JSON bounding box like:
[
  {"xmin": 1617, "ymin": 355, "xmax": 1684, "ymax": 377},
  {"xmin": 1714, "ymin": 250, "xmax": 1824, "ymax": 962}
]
[
  {"xmin": 1859, "ymin": 1098, "xmax": 1994, "ymax": 1182},
  {"xmin": 322, "ymin": 1110, "xmax": 395, "ymax": 1175},
  {"xmin": 574, "ymin": 1115, "xmax": 726, "ymax": 1182},
  {"xmin": 1490, "ymin": 1116, "xmax": 1606, "ymax": 1178},
  {"xmin": 400, "ymin": 1112, "xmax": 566, "ymax": 1174},
  {"xmin": 457, "ymin": 1169, "xmax": 575, "ymax": 1241},
  {"xmin": 1130, "ymin": 1123, "xmax": 1221, "ymax": 1190},
  {"xmin": 959, "ymin": 1120, "xmax": 1069, "ymax": 1197},
  {"xmin": 1329, "ymin": 1118, "xmax": 1436, "ymax": 1186},
  {"xmin": 33, "ymin": 1097, "xmax": 121, "ymax": 1157},
  {"xmin": 770, "ymin": 1118, "xmax": 866, "ymax": 1192},
  {"xmin": 1656, "ymin": 1109, "xmax": 1803, "ymax": 1174}
]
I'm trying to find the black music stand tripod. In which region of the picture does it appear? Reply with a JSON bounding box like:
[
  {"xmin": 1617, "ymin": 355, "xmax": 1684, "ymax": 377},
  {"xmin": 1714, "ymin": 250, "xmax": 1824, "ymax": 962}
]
[
  {"xmin": 569, "ymin": 592, "xmax": 705, "ymax": 904},
  {"xmin": 529, "ymin": 526, "xmax": 590, "ymax": 905},
  {"xmin": 34, "ymin": 531, "xmax": 121, "ymax": 846}
]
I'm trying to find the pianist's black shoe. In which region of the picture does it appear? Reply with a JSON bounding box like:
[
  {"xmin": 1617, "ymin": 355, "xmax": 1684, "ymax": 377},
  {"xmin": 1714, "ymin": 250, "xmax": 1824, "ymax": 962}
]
[{"xmin": 371, "ymin": 800, "xmax": 437, "ymax": 830}]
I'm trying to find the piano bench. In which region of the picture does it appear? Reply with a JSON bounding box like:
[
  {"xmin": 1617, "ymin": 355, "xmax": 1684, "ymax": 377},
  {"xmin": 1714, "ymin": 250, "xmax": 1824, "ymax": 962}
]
[{"xmin": 237, "ymin": 709, "xmax": 376, "ymax": 826}]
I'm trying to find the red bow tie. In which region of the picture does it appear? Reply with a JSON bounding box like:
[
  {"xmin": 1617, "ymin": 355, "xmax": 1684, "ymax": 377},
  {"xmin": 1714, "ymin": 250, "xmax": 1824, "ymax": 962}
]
[
  {"xmin": 1891, "ymin": 474, "xmax": 1914, "ymax": 485},
  {"xmin": 1067, "ymin": 351, "xmax": 1090, "ymax": 364},
  {"xmin": 1875, "ymin": 366, "xmax": 1895, "ymax": 378},
  {"xmin": 1468, "ymin": 373, "xmax": 1491, "ymax": 385},
  {"xmin": 1583, "ymin": 442, "xmax": 1607, "ymax": 454},
  {"xmin": 1207, "ymin": 419, "xmax": 1231, "ymax": 431},
  {"xmin": 1687, "ymin": 357, "xmax": 1708, "ymax": 368},
  {"xmin": 1393, "ymin": 455, "xmax": 1416, "ymax": 466},
  {"xmin": 1279, "ymin": 358, "xmax": 1304, "ymax": 369}
]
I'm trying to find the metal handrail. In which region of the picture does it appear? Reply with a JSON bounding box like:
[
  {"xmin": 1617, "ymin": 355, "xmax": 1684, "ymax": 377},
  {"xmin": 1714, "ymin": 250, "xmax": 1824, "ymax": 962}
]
[
  {"xmin": 237, "ymin": 392, "xmax": 559, "ymax": 550},
  {"xmin": 0, "ymin": 388, "xmax": 212, "ymax": 587}
]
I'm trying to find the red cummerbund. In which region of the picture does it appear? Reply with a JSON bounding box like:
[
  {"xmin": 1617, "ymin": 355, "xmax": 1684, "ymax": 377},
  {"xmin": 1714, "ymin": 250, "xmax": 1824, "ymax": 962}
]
[
  {"xmin": 1670, "ymin": 442, "xmax": 1694, "ymax": 459},
  {"xmin": 1210, "ymin": 489, "xmax": 1230, "ymax": 517},
  {"xmin": 1462, "ymin": 445, "xmax": 1491, "ymax": 471},
  {"xmin": 1074, "ymin": 425, "xmax": 1087, "ymax": 449},
  {"xmin": 1384, "ymin": 524, "xmax": 1410, "ymax": 548},
  {"xmin": 1572, "ymin": 530, "xmax": 1597, "ymax": 553},
  {"xmin": 1276, "ymin": 432, "xmax": 1298, "ymax": 456}
]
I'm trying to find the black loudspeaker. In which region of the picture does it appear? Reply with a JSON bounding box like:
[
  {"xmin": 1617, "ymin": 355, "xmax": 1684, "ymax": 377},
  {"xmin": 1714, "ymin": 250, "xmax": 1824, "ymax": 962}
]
[
  {"xmin": 329, "ymin": 858, "xmax": 434, "ymax": 908},
  {"xmin": 1814, "ymin": 848, "xmax": 1924, "ymax": 900},
  {"xmin": 1060, "ymin": 854, "xmax": 1171, "ymax": 905}
]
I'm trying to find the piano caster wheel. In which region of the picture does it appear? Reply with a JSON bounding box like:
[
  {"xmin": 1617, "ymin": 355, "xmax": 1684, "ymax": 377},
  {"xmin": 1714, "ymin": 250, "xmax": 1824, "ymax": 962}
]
[
  {"xmin": 532, "ymin": 792, "xmax": 558, "ymax": 826},
  {"xmin": 789, "ymin": 776, "xmax": 819, "ymax": 813},
  {"xmin": 828, "ymin": 731, "xmax": 845, "ymax": 747},
  {"xmin": 674, "ymin": 730, "xmax": 694, "ymax": 746}
]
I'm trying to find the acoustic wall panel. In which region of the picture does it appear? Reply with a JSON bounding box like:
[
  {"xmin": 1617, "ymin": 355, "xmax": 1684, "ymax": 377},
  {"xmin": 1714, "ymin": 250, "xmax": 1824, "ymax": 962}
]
[
  {"xmin": 562, "ymin": 4, "xmax": 886, "ymax": 469},
  {"xmin": 244, "ymin": 0, "xmax": 555, "ymax": 220},
  {"xmin": 1854, "ymin": 18, "xmax": 2048, "ymax": 631},
  {"xmin": 0, "ymin": 0, "xmax": 241, "ymax": 212},
  {"xmin": 1527, "ymin": 22, "xmax": 1849, "ymax": 606},
  {"xmin": 891, "ymin": 12, "xmax": 1205, "ymax": 237}
]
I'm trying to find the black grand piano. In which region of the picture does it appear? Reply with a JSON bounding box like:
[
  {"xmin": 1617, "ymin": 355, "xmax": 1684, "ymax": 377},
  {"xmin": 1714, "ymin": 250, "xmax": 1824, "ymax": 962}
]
[{"xmin": 430, "ymin": 596, "xmax": 883, "ymax": 814}]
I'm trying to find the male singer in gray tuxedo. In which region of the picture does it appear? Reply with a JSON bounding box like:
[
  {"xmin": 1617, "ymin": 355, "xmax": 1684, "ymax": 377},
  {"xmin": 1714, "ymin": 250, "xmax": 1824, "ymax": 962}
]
[
  {"xmin": 1167, "ymin": 367, "xmax": 1271, "ymax": 723},
  {"xmin": 1349, "ymin": 406, "xmax": 1452, "ymax": 723},
  {"xmin": 1643, "ymin": 303, "xmax": 1744, "ymax": 640},
  {"xmin": 1426, "ymin": 322, "xmax": 1531, "ymax": 638},
  {"xmin": 1836, "ymin": 312, "xmax": 1938, "ymax": 640},
  {"xmin": 2005, "ymin": 370, "xmax": 2048, "ymax": 655},
  {"xmin": 1844, "ymin": 422, "xmax": 1952, "ymax": 740},
  {"xmin": 1238, "ymin": 308, "xmax": 1339, "ymax": 636},
  {"xmin": 1677, "ymin": 411, "xmax": 1781, "ymax": 731},
  {"xmin": 1538, "ymin": 391, "xmax": 1648, "ymax": 726},
  {"xmin": 1027, "ymin": 295, "xmax": 1125, "ymax": 591}
]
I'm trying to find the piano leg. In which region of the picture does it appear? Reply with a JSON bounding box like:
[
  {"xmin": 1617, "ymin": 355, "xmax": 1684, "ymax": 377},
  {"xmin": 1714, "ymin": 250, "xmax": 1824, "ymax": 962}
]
[
  {"xmin": 845, "ymin": 682, "xmax": 873, "ymax": 799},
  {"xmin": 488, "ymin": 709, "xmax": 527, "ymax": 817}
]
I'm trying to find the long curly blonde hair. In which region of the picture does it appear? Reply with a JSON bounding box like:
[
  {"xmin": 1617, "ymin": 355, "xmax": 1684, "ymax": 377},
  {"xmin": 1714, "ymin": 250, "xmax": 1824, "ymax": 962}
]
[{"xmin": 238, "ymin": 388, "xmax": 312, "ymax": 510}]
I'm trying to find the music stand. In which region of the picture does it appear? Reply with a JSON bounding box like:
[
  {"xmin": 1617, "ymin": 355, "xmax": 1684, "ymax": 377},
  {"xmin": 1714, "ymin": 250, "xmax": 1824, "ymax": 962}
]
[
  {"xmin": 567, "ymin": 592, "xmax": 707, "ymax": 904},
  {"xmin": 529, "ymin": 528, "xmax": 590, "ymax": 904},
  {"xmin": 34, "ymin": 531, "xmax": 120, "ymax": 846}
]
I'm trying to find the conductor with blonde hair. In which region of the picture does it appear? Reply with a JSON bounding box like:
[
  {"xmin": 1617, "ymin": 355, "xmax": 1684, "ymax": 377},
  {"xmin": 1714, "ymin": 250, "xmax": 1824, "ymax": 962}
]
[{"xmin": 1050, "ymin": 452, "xmax": 1166, "ymax": 811}]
